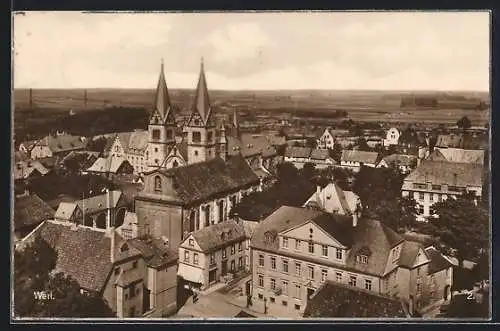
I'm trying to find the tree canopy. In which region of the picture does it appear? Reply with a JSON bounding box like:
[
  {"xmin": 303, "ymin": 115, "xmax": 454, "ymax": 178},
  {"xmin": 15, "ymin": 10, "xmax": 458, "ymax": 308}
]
[
  {"xmin": 14, "ymin": 236, "xmax": 115, "ymax": 318},
  {"xmin": 457, "ymin": 116, "xmax": 472, "ymax": 131}
]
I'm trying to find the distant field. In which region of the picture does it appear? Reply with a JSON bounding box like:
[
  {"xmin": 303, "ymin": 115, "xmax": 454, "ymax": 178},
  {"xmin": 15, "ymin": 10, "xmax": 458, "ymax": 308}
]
[{"xmin": 13, "ymin": 88, "xmax": 490, "ymax": 126}]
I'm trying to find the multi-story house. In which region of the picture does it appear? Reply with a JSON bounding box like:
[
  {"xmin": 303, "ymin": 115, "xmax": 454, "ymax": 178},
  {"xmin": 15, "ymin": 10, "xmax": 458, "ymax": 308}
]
[
  {"xmin": 377, "ymin": 154, "xmax": 418, "ymax": 174},
  {"xmin": 316, "ymin": 128, "xmax": 335, "ymax": 150},
  {"xmin": 250, "ymin": 206, "xmax": 453, "ymax": 317},
  {"xmin": 177, "ymin": 220, "xmax": 247, "ymax": 291},
  {"xmin": 427, "ymin": 148, "xmax": 485, "ymax": 165},
  {"xmin": 401, "ymin": 160, "xmax": 483, "ymax": 220},
  {"xmin": 22, "ymin": 133, "xmax": 87, "ymax": 160},
  {"xmin": 383, "ymin": 127, "xmax": 401, "ymax": 147},
  {"xmin": 340, "ymin": 150, "xmax": 380, "ymax": 171},
  {"xmin": 284, "ymin": 147, "xmax": 336, "ymax": 169}
]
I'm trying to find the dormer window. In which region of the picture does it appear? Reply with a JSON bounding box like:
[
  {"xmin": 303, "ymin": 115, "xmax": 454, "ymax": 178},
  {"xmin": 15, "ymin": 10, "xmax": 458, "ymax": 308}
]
[
  {"xmin": 188, "ymin": 239, "xmax": 194, "ymax": 246},
  {"xmin": 356, "ymin": 255, "xmax": 368, "ymax": 264},
  {"xmin": 154, "ymin": 175, "xmax": 162, "ymax": 192}
]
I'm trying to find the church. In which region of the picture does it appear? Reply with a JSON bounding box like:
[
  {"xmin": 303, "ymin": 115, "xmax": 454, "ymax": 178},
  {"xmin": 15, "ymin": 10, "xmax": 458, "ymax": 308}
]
[{"xmin": 134, "ymin": 59, "xmax": 262, "ymax": 249}]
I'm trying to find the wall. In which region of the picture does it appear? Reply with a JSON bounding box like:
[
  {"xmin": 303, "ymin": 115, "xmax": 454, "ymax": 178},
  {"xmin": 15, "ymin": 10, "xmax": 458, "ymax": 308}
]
[
  {"xmin": 428, "ymin": 267, "xmax": 453, "ymax": 303},
  {"xmin": 147, "ymin": 264, "xmax": 178, "ymax": 317},
  {"xmin": 185, "ymin": 126, "xmax": 217, "ymax": 164}
]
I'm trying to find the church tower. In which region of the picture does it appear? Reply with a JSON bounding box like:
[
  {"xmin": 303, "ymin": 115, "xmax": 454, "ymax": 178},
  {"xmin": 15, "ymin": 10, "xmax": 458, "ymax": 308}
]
[
  {"xmin": 185, "ymin": 58, "xmax": 217, "ymax": 164},
  {"xmin": 231, "ymin": 108, "xmax": 241, "ymax": 139},
  {"xmin": 147, "ymin": 59, "xmax": 177, "ymax": 170},
  {"xmin": 218, "ymin": 121, "xmax": 228, "ymax": 161}
]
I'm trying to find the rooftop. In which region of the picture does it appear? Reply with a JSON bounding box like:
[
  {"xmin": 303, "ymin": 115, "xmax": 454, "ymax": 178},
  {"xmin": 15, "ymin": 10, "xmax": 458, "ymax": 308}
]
[
  {"xmin": 190, "ymin": 220, "xmax": 246, "ymax": 253},
  {"xmin": 14, "ymin": 194, "xmax": 55, "ymax": 230},
  {"xmin": 341, "ymin": 150, "xmax": 379, "ymax": 164},
  {"xmin": 428, "ymin": 148, "xmax": 484, "ymax": 165},
  {"xmin": 128, "ymin": 236, "xmax": 178, "ymax": 269},
  {"xmin": 403, "ymin": 160, "xmax": 483, "ymax": 188}
]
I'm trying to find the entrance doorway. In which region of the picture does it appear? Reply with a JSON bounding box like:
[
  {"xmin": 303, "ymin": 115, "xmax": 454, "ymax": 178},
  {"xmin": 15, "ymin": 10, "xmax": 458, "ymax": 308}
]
[
  {"xmin": 246, "ymin": 280, "xmax": 252, "ymax": 296},
  {"xmin": 209, "ymin": 269, "xmax": 217, "ymax": 284},
  {"xmin": 221, "ymin": 261, "xmax": 228, "ymax": 276}
]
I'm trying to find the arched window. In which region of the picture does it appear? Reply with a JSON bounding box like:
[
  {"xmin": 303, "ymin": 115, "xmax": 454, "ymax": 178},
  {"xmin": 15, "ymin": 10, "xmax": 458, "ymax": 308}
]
[
  {"xmin": 173, "ymin": 160, "xmax": 179, "ymax": 168},
  {"xmin": 154, "ymin": 175, "xmax": 162, "ymax": 192}
]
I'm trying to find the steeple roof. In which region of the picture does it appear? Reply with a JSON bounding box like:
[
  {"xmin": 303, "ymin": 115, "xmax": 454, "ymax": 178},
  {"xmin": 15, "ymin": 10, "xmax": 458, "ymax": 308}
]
[
  {"xmin": 153, "ymin": 59, "xmax": 173, "ymax": 123},
  {"xmin": 191, "ymin": 58, "xmax": 212, "ymax": 125}
]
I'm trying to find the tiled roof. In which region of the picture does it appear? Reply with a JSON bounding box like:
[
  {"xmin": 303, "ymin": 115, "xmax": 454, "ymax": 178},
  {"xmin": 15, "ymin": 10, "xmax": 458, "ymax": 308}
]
[
  {"xmin": 54, "ymin": 202, "xmax": 78, "ymax": 221},
  {"xmin": 127, "ymin": 131, "xmax": 149, "ymax": 153},
  {"xmin": 35, "ymin": 134, "xmax": 87, "ymax": 153},
  {"xmin": 191, "ymin": 220, "xmax": 246, "ymax": 253},
  {"xmin": 341, "ymin": 150, "xmax": 379, "ymax": 164},
  {"xmin": 62, "ymin": 151, "xmax": 100, "ymax": 170},
  {"xmin": 176, "ymin": 140, "xmax": 188, "ymax": 160},
  {"xmin": 310, "ymin": 148, "xmax": 333, "ymax": 161},
  {"xmin": 304, "ymin": 183, "xmax": 359, "ymax": 215},
  {"xmin": 128, "ymin": 236, "xmax": 178, "ymax": 268},
  {"xmin": 402, "ymin": 160, "xmax": 483, "ymax": 188},
  {"xmin": 381, "ymin": 154, "xmax": 417, "ymax": 167},
  {"xmin": 428, "ymin": 148, "xmax": 484, "ymax": 165},
  {"xmin": 435, "ymin": 134, "xmax": 464, "ymax": 148},
  {"xmin": 33, "ymin": 221, "xmax": 139, "ymax": 292},
  {"xmin": 303, "ymin": 281, "xmax": 407, "ymax": 318},
  {"xmin": 75, "ymin": 190, "xmax": 123, "ymax": 215},
  {"xmin": 13, "ymin": 160, "xmax": 49, "ymax": 180},
  {"xmin": 156, "ymin": 155, "xmax": 259, "ymax": 205},
  {"xmin": 425, "ymin": 246, "xmax": 454, "ymax": 274},
  {"xmin": 284, "ymin": 146, "xmax": 311, "ymax": 159},
  {"xmin": 227, "ymin": 134, "xmax": 278, "ymax": 158},
  {"xmin": 14, "ymin": 194, "xmax": 55, "ymax": 230},
  {"xmin": 86, "ymin": 156, "xmax": 130, "ymax": 174},
  {"xmin": 397, "ymin": 241, "xmax": 423, "ymax": 268},
  {"xmin": 311, "ymin": 213, "xmax": 354, "ymax": 246}
]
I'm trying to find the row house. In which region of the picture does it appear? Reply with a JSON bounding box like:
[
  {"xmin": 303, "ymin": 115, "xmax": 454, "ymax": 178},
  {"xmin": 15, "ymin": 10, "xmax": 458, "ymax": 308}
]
[
  {"xmin": 284, "ymin": 146, "xmax": 336, "ymax": 169},
  {"xmin": 19, "ymin": 220, "xmax": 178, "ymax": 318},
  {"xmin": 401, "ymin": 160, "xmax": 483, "ymax": 220},
  {"xmin": 20, "ymin": 133, "xmax": 87, "ymax": 160},
  {"xmin": 250, "ymin": 206, "xmax": 454, "ymax": 318},
  {"xmin": 177, "ymin": 220, "xmax": 248, "ymax": 291},
  {"xmin": 340, "ymin": 150, "xmax": 380, "ymax": 171}
]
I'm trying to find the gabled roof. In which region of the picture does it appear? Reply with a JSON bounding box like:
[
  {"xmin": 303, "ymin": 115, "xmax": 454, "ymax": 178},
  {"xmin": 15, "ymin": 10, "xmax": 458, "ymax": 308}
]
[
  {"xmin": 54, "ymin": 202, "xmax": 78, "ymax": 220},
  {"xmin": 13, "ymin": 160, "xmax": 49, "ymax": 180},
  {"xmin": 86, "ymin": 156, "xmax": 130, "ymax": 174},
  {"xmin": 381, "ymin": 154, "xmax": 417, "ymax": 167},
  {"xmin": 285, "ymin": 146, "xmax": 311, "ymax": 159},
  {"xmin": 425, "ymin": 246, "xmax": 454, "ymax": 274},
  {"xmin": 341, "ymin": 150, "xmax": 379, "ymax": 164},
  {"xmin": 227, "ymin": 134, "xmax": 278, "ymax": 158},
  {"xmin": 31, "ymin": 221, "xmax": 140, "ymax": 292},
  {"xmin": 35, "ymin": 134, "xmax": 87, "ymax": 153},
  {"xmin": 428, "ymin": 148, "xmax": 484, "ymax": 165},
  {"xmin": 310, "ymin": 148, "xmax": 333, "ymax": 161},
  {"xmin": 75, "ymin": 190, "xmax": 123, "ymax": 215},
  {"xmin": 397, "ymin": 241, "xmax": 424, "ymax": 268},
  {"xmin": 152, "ymin": 155, "xmax": 259, "ymax": 205},
  {"xmin": 310, "ymin": 213, "xmax": 354, "ymax": 247},
  {"xmin": 402, "ymin": 160, "xmax": 482, "ymax": 188},
  {"xmin": 128, "ymin": 236, "xmax": 178, "ymax": 269},
  {"xmin": 14, "ymin": 194, "xmax": 54, "ymax": 230},
  {"xmin": 304, "ymin": 183, "xmax": 360, "ymax": 216},
  {"xmin": 303, "ymin": 281, "xmax": 407, "ymax": 318},
  {"xmin": 190, "ymin": 220, "xmax": 246, "ymax": 253},
  {"xmin": 435, "ymin": 134, "xmax": 464, "ymax": 148}
]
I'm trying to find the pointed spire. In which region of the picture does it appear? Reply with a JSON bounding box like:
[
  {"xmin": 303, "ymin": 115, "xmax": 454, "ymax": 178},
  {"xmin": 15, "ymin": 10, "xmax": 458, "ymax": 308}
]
[
  {"xmin": 192, "ymin": 57, "xmax": 211, "ymax": 124},
  {"xmin": 153, "ymin": 58, "xmax": 172, "ymax": 121},
  {"xmin": 232, "ymin": 108, "xmax": 241, "ymax": 139},
  {"xmin": 219, "ymin": 120, "xmax": 227, "ymax": 144}
]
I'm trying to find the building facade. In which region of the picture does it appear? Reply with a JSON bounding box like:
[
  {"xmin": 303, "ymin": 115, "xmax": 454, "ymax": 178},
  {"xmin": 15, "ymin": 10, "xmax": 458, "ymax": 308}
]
[
  {"xmin": 340, "ymin": 150, "xmax": 380, "ymax": 171},
  {"xmin": 383, "ymin": 127, "xmax": 401, "ymax": 147},
  {"xmin": 316, "ymin": 128, "xmax": 335, "ymax": 150}
]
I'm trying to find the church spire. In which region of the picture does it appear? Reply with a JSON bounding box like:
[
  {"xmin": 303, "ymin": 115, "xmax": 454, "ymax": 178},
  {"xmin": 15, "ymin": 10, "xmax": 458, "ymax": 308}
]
[
  {"xmin": 153, "ymin": 58, "xmax": 172, "ymax": 122},
  {"xmin": 232, "ymin": 108, "xmax": 240, "ymax": 138},
  {"xmin": 192, "ymin": 57, "xmax": 212, "ymax": 125}
]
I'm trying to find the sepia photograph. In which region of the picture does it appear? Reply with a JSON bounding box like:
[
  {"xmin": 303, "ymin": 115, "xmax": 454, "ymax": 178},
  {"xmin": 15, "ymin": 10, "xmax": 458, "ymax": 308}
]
[{"xmin": 11, "ymin": 11, "xmax": 491, "ymax": 321}]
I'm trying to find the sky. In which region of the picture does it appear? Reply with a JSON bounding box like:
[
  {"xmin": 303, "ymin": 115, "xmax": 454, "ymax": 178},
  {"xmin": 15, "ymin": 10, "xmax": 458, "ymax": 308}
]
[{"xmin": 13, "ymin": 11, "xmax": 490, "ymax": 91}]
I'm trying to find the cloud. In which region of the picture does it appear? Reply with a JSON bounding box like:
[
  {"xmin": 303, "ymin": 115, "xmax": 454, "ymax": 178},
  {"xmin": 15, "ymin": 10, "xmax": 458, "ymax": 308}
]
[{"xmin": 203, "ymin": 23, "xmax": 274, "ymax": 63}]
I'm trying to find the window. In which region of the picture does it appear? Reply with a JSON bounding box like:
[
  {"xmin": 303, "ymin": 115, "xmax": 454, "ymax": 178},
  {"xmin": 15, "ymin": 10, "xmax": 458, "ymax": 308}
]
[
  {"xmin": 238, "ymin": 257, "xmax": 243, "ymax": 269},
  {"xmin": 270, "ymin": 256, "xmax": 276, "ymax": 270},
  {"xmin": 356, "ymin": 255, "xmax": 368, "ymax": 264},
  {"xmin": 114, "ymin": 267, "xmax": 120, "ymax": 275},
  {"xmin": 336, "ymin": 272, "xmax": 342, "ymax": 283},
  {"xmin": 166, "ymin": 130, "xmax": 173, "ymax": 140},
  {"xmin": 192, "ymin": 131, "xmax": 201, "ymax": 143},
  {"xmin": 210, "ymin": 253, "xmax": 215, "ymax": 265},
  {"xmin": 282, "ymin": 237, "xmax": 288, "ymax": 248},
  {"xmin": 282, "ymin": 259, "xmax": 289, "ymax": 273},
  {"xmin": 321, "ymin": 269, "xmax": 328, "ymax": 282},
  {"xmin": 413, "ymin": 183, "xmax": 427, "ymax": 189},
  {"xmin": 430, "ymin": 194, "xmax": 434, "ymax": 202},
  {"xmin": 270, "ymin": 297, "xmax": 275, "ymax": 303},
  {"xmin": 308, "ymin": 241, "xmax": 314, "ymax": 254},
  {"xmin": 418, "ymin": 192, "xmax": 424, "ymax": 201},
  {"xmin": 336, "ymin": 248, "xmax": 343, "ymax": 260},
  {"xmin": 130, "ymin": 283, "xmax": 137, "ymax": 298},
  {"xmin": 295, "ymin": 239, "xmax": 301, "ymax": 250},
  {"xmin": 193, "ymin": 253, "xmax": 199, "ymax": 265},
  {"xmin": 194, "ymin": 150, "xmax": 198, "ymax": 156},
  {"xmin": 258, "ymin": 275, "xmax": 264, "ymax": 287},
  {"xmin": 294, "ymin": 284, "xmax": 301, "ymax": 298},
  {"xmin": 417, "ymin": 283, "xmax": 422, "ymax": 294},
  {"xmin": 222, "ymin": 248, "xmax": 227, "ymax": 259},
  {"xmin": 207, "ymin": 132, "xmax": 213, "ymax": 142},
  {"xmin": 349, "ymin": 276, "xmax": 357, "ymax": 287},
  {"xmin": 438, "ymin": 194, "xmax": 442, "ymax": 203},
  {"xmin": 308, "ymin": 266, "xmax": 314, "ymax": 280},
  {"xmin": 152, "ymin": 129, "xmax": 160, "ymax": 140},
  {"xmin": 282, "ymin": 280, "xmax": 288, "ymax": 295},
  {"xmin": 188, "ymin": 239, "xmax": 194, "ymax": 246},
  {"xmin": 231, "ymin": 245, "xmax": 235, "ymax": 255},
  {"xmin": 295, "ymin": 304, "xmax": 301, "ymax": 310},
  {"xmin": 365, "ymin": 279, "xmax": 372, "ymax": 291},
  {"xmin": 270, "ymin": 278, "xmax": 276, "ymax": 291},
  {"xmin": 431, "ymin": 184, "xmax": 441, "ymax": 191},
  {"xmin": 282, "ymin": 300, "xmax": 288, "ymax": 306},
  {"xmin": 154, "ymin": 176, "xmax": 162, "ymax": 192},
  {"xmin": 231, "ymin": 260, "xmax": 235, "ymax": 271},
  {"xmin": 184, "ymin": 250, "xmax": 190, "ymax": 262},
  {"xmin": 295, "ymin": 262, "xmax": 301, "ymax": 276},
  {"xmin": 132, "ymin": 261, "xmax": 138, "ymax": 269},
  {"xmin": 238, "ymin": 242, "xmax": 243, "ymax": 251},
  {"xmin": 322, "ymin": 245, "xmax": 328, "ymax": 257},
  {"xmin": 258, "ymin": 254, "xmax": 264, "ymax": 267},
  {"xmin": 154, "ymin": 147, "xmax": 158, "ymax": 152}
]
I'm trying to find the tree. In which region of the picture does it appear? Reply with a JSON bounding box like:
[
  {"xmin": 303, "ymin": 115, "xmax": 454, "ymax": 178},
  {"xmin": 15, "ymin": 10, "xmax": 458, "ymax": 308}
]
[
  {"xmin": 330, "ymin": 142, "xmax": 343, "ymax": 162},
  {"xmin": 457, "ymin": 116, "xmax": 472, "ymax": 131},
  {"xmin": 356, "ymin": 137, "xmax": 370, "ymax": 152},
  {"xmin": 428, "ymin": 195, "xmax": 489, "ymax": 266},
  {"xmin": 301, "ymin": 162, "xmax": 317, "ymax": 182},
  {"xmin": 14, "ymin": 235, "xmax": 115, "ymax": 318},
  {"xmin": 305, "ymin": 137, "xmax": 317, "ymax": 149}
]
